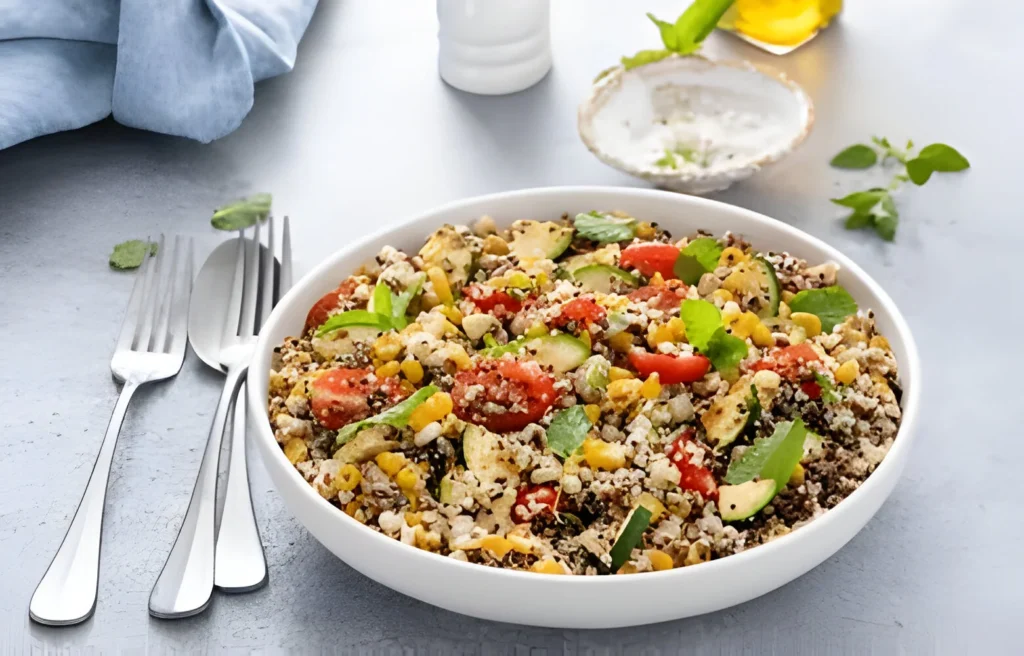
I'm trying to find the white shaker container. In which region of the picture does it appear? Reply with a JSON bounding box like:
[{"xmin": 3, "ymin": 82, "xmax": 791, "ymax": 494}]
[{"xmin": 437, "ymin": 0, "xmax": 552, "ymax": 95}]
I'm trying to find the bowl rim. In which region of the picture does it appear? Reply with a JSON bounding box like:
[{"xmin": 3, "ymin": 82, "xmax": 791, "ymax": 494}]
[{"xmin": 249, "ymin": 185, "xmax": 920, "ymax": 587}]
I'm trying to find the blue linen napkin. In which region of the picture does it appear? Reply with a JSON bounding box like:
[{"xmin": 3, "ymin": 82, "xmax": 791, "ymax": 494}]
[{"xmin": 0, "ymin": 0, "xmax": 318, "ymax": 150}]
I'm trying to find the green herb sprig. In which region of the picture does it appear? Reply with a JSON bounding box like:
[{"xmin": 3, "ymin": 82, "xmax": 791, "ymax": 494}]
[
  {"xmin": 620, "ymin": 0, "xmax": 735, "ymax": 70},
  {"xmin": 830, "ymin": 138, "xmax": 970, "ymax": 241}
]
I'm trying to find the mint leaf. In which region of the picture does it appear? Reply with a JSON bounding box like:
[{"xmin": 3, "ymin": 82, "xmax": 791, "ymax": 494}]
[
  {"xmin": 831, "ymin": 189, "xmax": 887, "ymax": 213},
  {"xmin": 109, "ymin": 240, "xmax": 157, "ymax": 270},
  {"xmin": 673, "ymin": 0, "xmax": 736, "ymax": 53},
  {"xmin": 814, "ymin": 372, "xmax": 841, "ymax": 405},
  {"xmin": 830, "ymin": 145, "xmax": 878, "ymax": 169},
  {"xmin": 211, "ymin": 193, "xmax": 272, "ymax": 231},
  {"xmin": 724, "ymin": 419, "xmax": 809, "ymax": 492},
  {"xmin": 574, "ymin": 212, "xmax": 637, "ymax": 243},
  {"xmin": 655, "ymin": 149, "xmax": 678, "ymax": 169},
  {"xmin": 680, "ymin": 299, "xmax": 722, "ymax": 351},
  {"xmin": 546, "ymin": 406, "xmax": 592, "ymax": 459},
  {"xmin": 705, "ymin": 327, "xmax": 748, "ymax": 374},
  {"xmin": 372, "ymin": 281, "xmax": 392, "ymax": 319},
  {"xmin": 788, "ymin": 286, "xmax": 857, "ymax": 333},
  {"xmin": 647, "ymin": 13, "xmax": 680, "ymax": 50},
  {"xmin": 621, "ymin": 49, "xmax": 672, "ymax": 70},
  {"xmin": 316, "ymin": 310, "xmax": 392, "ymax": 337},
  {"xmin": 390, "ymin": 274, "xmax": 424, "ymax": 330},
  {"xmin": 336, "ymin": 385, "xmax": 438, "ymax": 445},
  {"xmin": 674, "ymin": 239, "xmax": 723, "ymax": 285}
]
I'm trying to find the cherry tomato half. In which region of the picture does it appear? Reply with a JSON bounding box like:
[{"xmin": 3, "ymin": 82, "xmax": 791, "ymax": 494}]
[
  {"xmin": 512, "ymin": 485, "xmax": 558, "ymax": 523},
  {"xmin": 750, "ymin": 343, "xmax": 820, "ymax": 380},
  {"xmin": 666, "ymin": 429, "xmax": 718, "ymax": 501},
  {"xmin": 620, "ymin": 243, "xmax": 681, "ymax": 280},
  {"xmin": 304, "ymin": 277, "xmax": 360, "ymax": 334},
  {"xmin": 552, "ymin": 297, "xmax": 606, "ymax": 330},
  {"xmin": 309, "ymin": 368, "xmax": 408, "ymax": 430},
  {"xmin": 452, "ymin": 359, "xmax": 558, "ymax": 433},
  {"xmin": 627, "ymin": 350, "xmax": 710, "ymax": 384},
  {"xmin": 627, "ymin": 283, "xmax": 688, "ymax": 313},
  {"xmin": 463, "ymin": 284, "xmax": 523, "ymax": 318}
]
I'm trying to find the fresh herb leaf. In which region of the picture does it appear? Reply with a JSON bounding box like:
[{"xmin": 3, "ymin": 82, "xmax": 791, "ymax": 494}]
[
  {"xmin": 109, "ymin": 240, "xmax": 157, "ymax": 270},
  {"xmin": 905, "ymin": 144, "xmax": 970, "ymax": 186},
  {"xmin": 316, "ymin": 310, "xmax": 392, "ymax": 338},
  {"xmin": 390, "ymin": 274, "xmax": 424, "ymax": 330},
  {"xmin": 211, "ymin": 193, "xmax": 272, "ymax": 231},
  {"xmin": 609, "ymin": 506, "xmax": 653, "ymax": 571},
  {"xmin": 372, "ymin": 281, "xmax": 392, "ymax": 318},
  {"xmin": 680, "ymin": 300, "xmax": 749, "ymax": 374},
  {"xmin": 747, "ymin": 384, "xmax": 762, "ymax": 424},
  {"xmin": 546, "ymin": 406, "xmax": 592, "ymax": 459},
  {"xmin": 704, "ymin": 327, "xmax": 749, "ymax": 375},
  {"xmin": 621, "ymin": 49, "xmax": 673, "ymax": 70},
  {"xmin": 336, "ymin": 385, "xmax": 438, "ymax": 445},
  {"xmin": 814, "ymin": 372, "xmax": 841, "ymax": 404},
  {"xmin": 646, "ymin": 12, "xmax": 680, "ymax": 51},
  {"xmin": 484, "ymin": 336, "xmax": 528, "ymax": 357},
  {"xmin": 673, "ymin": 237, "xmax": 723, "ymax": 285},
  {"xmin": 872, "ymin": 196, "xmax": 899, "ymax": 241},
  {"xmin": 830, "ymin": 145, "xmax": 878, "ymax": 169},
  {"xmin": 844, "ymin": 212, "xmax": 873, "ymax": 230},
  {"xmin": 573, "ymin": 212, "xmax": 637, "ymax": 243},
  {"xmin": 724, "ymin": 419, "xmax": 809, "ymax": 492},
  {"xmin": 482, "ymin": 334, "xmax": 499, "ymax": 349},
  {"xmin": 655, "ymin": 149, "xmax": 678, "ymax": 169},
  {"xmin": 788, "ymin": 286, "xmax": 857, "ymax": 333},
  {"xmin": 672, "ymin": 0, "xmax": 736, "ymax": 53},
  {"xmin": 905, "ymin": 158, "xmax": 933, "ymax": 185},
  {"xmin": 831, "ymin": 189, "xmax": 887, "ymax": 213}
]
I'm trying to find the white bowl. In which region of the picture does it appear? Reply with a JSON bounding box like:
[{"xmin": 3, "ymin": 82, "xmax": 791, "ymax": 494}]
[{"xmin": 248, "ymin": 187, "xmax": 920, "ymax": 629}]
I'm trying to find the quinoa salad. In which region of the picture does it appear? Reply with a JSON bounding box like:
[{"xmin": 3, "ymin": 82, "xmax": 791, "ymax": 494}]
[{"xmin": 267, "ymin": 212, "xmax": 902, "ymax": 575}]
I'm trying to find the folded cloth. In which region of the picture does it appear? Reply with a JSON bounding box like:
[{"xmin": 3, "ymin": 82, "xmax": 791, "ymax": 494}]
[{"xmin": 0, "ymin": 0, "xmax": 319, "ymax": 150}]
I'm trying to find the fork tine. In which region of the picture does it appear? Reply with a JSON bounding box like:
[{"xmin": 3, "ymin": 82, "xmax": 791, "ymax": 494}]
[
  {"xmin": 256, "ymin": 216, "xmax": 276, "ymax": 330},
  {"xmin": 114, "ymin": 240, "xmax": 156, "ymax": 354},
  {"xmin": 150, "ymin": 235, "xmax": 180, "ymax": 353},
  {"xmin": 278, "ymin": 216, "xmax": 293, "ymax": 300},
  {"xmin": 166, "ymin": 237, "xmax": 194, "ymax": 357},
  {"xmin": 238, "ymin": 222, "xmax": 261, "ymax": 337},
  {"xmin": 133, "ymin": 235, "xmax": 167, "ymax": 351}
]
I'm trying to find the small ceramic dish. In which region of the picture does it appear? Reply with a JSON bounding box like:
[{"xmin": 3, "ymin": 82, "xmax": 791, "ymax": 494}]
[
  {"xmin": 578, "ymin": 55, "xmax": 814, "ymax": 195},
  {"xmin": 248, "ymin": 187, "xmax": 919, "ymax": 629}
]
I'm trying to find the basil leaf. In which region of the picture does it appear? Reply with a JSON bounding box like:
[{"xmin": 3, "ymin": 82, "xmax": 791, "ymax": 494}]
[
  {"xmin": 211, "ymin": 193, "xmax": 272, "ymax": 231},
  {"xmin": 621, "ymin": 49, "xmax": 672, "ymax": 70},
  {"xmin": 905, "ymin": 158, "xmax": 933, "ymax": 185},
  {"xmin": 915, "ymin": 143, "xmax": 970, "ymax": 172},
  {"xmin": 685, "ymin": 237, "xmax": 723, "ymax": 272},
  {"xmin": 788, "ymin": 286, "xmax": 858, "ymax": 333},
  {"xmin": 109, "ymin": 240, "xmax": 157, "ymax": 270},
  {"xmin": 830, "ymin": 145, "xmax": 878, "ymax": 169},
  {"xmin": 546, "ymin": 406, "xmax": 592, "ymax": 459},
  {"xmin": 336, "ymin": 385, "xmax": 439, "ymax": 445},
  {"xmin": 646, "ymin": 12, "xmax": 680, "ymax": 50},
  {"xmin": 390, "ymin": 274, "xmax": 424, "ymax": 330},
  {"xmin": 573, "ymin": 212, "xmax": 637, "ymax": 243},
  {"xmin": 316, "ymin": 310, "xmax": 392, "ymax": 338},
  {"xmin": 724, "ymin": 419, "xmax": 809, "ymax": 492},
  {"xmin": 679, "ymin": 299, "xmax": 722, "ymax": 351}
]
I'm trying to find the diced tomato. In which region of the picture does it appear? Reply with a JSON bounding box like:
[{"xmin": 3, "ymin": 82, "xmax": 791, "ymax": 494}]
[
  {"xmin": 627, "ymin": 350, "xmax": 710, "ymax": 384},
  {"xmin": 512, "ymin": 485, "xmax": 558, "ymax": 523},
  {"xmin": 451, "ymin": 359, "xmax": 558, "ymax": 433},
  {"xmin": 305, "ymin": 277, "xmax": 360, "ymax": 333},
  {"xmin": 552, "ymin": 297, "xmax": 606, "ymax": 330},
  {"xmin": 619, "ymin": 243, "xmax": 681, "ymax": 280},
  {"xmin": 463, "ymin": 284, "xmax": 523, "ymax": 318},
  {"xmin": 666, "ymin": 429, "xmax": 718, "ymax": 501},
  {"xmin": 750, "ymin": 343, "xmax": 820, "ymax": 380},
  {"xmin": 800, "ymin": 381, "xmax": 822, "ymax": 400},
  {"xmin": 309, "ymin": 368, "xmax": 408, "ymax": 430},
  {"xmin": 627, "ymin": 283, "xmax": 688, "ymax": 313}
]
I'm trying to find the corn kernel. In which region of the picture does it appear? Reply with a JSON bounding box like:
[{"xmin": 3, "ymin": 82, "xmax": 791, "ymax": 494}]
[
  {"xmin": 650, "ymin": 271, "xmax": 666, "ymax": 287},
  {"xmin": 751, "ymin": 322, "xmax": 775, "ymax": 348},
  {"xmin": 401, "ymin": 359, "xmax": 424, "ymax": 383},
  {"xmin": 344, "ymin": 497, "xmax": 362, "ymax": 517},
  {"xmin": 335, "ymin": 464, "xmax": 362, "ymax": 492},
  {"xmin": 869, "ymin": 335, "xmax": 890, "ymax": 350},
  {"xmin": 636, "ymin": 221, "xmax": 656, "ymax": 239},
  {"xmin": 482, "ymin": 234, "xmax": 510, "ymax": 255},
  {"xmin": 583, "ymin": 437, "xmax": 626, "ymax": 470},
  {"xmin": 427, "ymin": 266, "xmax": 454, "ymax": 305},
  {"xmin": 722, "ymin": 309, "xmax": 742, "ymax": 328},
  {"xmin": 730, "ymin": 311, "xmax": 761, "ymax": 339},
  {"xmin": 711, "ymin": 289, "xmax": 733, "ymax": 304},
  {"xmin": 609, "ymin": 332, "xmax": 634, "ymax": 353},
  {"xmin": 375, "ymin": 452, "xmax": 406, "ymax": 477},
  {"xmin": 375, "ymin": 361, "xmax": 401, "ymax": 378},
  {"xmin": 447, "ymin": 344, "xmax": 473, "ymax": 371},
  {"xmin": 507, "ymin": 271, "xmax": 532, "ymax": 289},
  {"xmin": 373, "ymin": 333, "xmax": 402, "ymax": 361},
  {"xmin": 404, "ymin": 511, "xmax": 423, "ymax": 526},
  {"xmin": 718, "ymin": 246, "xmax": 747, "ymax": 266},
  {"xmin": 790, "ymin": 312, "xmax": 821, "ymax": 338},
  {"xmin": 395, "ymin": 466, "xmax": 419, "ymax": 491},
  {"xmin": 781, "ymin": 290, "xmax": 796, "ymax": 303},
  {"xmin": 408, "ymin": 392, "xmax": 454, "ymax": 432},
  {"xmin": 667, "ymin": 317, "xmax": 687, "ymax": 340},
  {"xmin": 439, "ymin": 305, "xmax": 463, "ymax": 325},
  {"xmin": 530, "ymin": 559, "xmax": 566, "ymax": 574},
  {"xmin": 480, "ymin": 535, "xmax": 514, "ymax": 559},
  {"xmin": 777, "ymin": 301, "xmax": 792, "ymax": 320},
  {"xmin": 647, "ymin": 323, "xmax": 675, "ymax": 348},
  {"xmin": 637, "ymin": 492, "xmax": 666, "ymax": 520},
  {"xmin": 835, "ymin": 359, "xmax": 860, "ymax": 385},
  {"xmin": 646, "ymin": 549, "xmax": 674, "ymax": 571},
  {"xmin": 413, "ymin": 525, "xmax": 442, "ymax": 551},
  {"xmin": 535, "ymin": 271, "xmax": 550, "ymax": 287},
  {"xmin": 789, "ymin": 463, "xmax": 805, "ymax": 487},
  {"xmin": 399, "ymin": 379, "xmax": 416, "ymax": 394},
  {"xmin": 283, "ymin": 437, "xmax": 308, "ymax": 464},
  {"xmin": 608, "ymin": 366, "xmax": 635, "ymax": 381},
  {"xmin": 617, "ymin": 562, "xmax": 639, "ymax": 575},
  {"xmin": 641, "ymin": 373, "xmax": 661, "ymax": 400},
  {"xmin": 583, "ymin": 404, "xmax": 601, "ymax": 424}
]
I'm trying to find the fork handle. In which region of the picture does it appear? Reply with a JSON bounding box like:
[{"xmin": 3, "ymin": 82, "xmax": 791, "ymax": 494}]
[
  {"xmin": 148, "ymin": 366, "xmax": 246, "ymax": 619},
  {"xmin": 214, "ymin": 379, "xmax": 268, "ymax": 592},
  {"xmin": 29, "ymin": 381, "xmax": 140, "ymax": 626}
]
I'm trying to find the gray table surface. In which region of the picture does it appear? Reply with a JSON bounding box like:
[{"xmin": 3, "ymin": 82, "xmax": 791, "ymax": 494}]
[{"xmin": 2, "ymin": 0, "xmax": 1020, "ymax": 653}]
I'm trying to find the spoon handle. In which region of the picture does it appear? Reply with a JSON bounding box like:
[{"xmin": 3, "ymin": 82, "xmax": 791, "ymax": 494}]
[
  {"xmin": 149, "ymin": 366, "xmax": 246, "ymax": 618},
  {"xmin": 214, "ymin": 379, "xmax": 268, "ymax": 592}
]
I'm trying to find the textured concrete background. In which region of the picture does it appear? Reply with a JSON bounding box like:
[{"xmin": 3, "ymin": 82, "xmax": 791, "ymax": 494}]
[{"xmin": 1, "ymin": 0, "xmax": 1021, "ymax": 653}]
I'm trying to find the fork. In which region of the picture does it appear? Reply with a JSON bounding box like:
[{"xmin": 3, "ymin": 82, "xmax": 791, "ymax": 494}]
[
  {"xmin": 149, "ymin": 217, "xmax": 291, "ymax": 618},
  {"xmin": 29, "ymin": 235, "xmax": 193, "ymax": 627}
]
